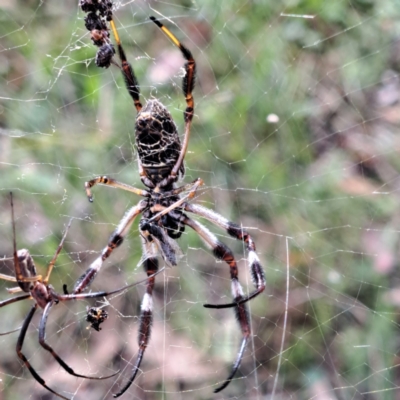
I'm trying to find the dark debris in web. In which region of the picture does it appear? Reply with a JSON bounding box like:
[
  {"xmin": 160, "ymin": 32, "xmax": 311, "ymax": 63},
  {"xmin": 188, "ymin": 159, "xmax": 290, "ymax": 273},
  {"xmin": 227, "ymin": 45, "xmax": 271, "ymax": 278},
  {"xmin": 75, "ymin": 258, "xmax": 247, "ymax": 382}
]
[{"xmin": 80, "ymin": 0, "xmax": 115, "ymax": 68}]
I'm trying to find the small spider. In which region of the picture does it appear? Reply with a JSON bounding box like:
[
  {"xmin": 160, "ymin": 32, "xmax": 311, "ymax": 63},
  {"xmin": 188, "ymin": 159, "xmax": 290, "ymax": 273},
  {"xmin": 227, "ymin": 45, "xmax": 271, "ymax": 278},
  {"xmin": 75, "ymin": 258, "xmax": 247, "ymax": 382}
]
[
  {"xmin": 0, "ymin": 193, "xmax": 161, "ymax": 400},
  {"xmin": 86, "ymin": 306, "xmax": 108, "ymax": 331},
  {"xmin": 77, "ymin": 7, "xmax": 266, "ymax": 397}
]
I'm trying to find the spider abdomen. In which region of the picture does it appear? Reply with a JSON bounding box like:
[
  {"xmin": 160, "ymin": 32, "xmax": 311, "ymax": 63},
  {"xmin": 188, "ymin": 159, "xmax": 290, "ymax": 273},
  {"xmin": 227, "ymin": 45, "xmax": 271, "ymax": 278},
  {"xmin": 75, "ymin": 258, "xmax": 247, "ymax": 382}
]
[
  {"xmin": 17, "ymin": 249, "xmax": 38, "ymax": 292},
  {"xmin": 135, "ymin": 99, "xmax": 185, "ymax": 184}
]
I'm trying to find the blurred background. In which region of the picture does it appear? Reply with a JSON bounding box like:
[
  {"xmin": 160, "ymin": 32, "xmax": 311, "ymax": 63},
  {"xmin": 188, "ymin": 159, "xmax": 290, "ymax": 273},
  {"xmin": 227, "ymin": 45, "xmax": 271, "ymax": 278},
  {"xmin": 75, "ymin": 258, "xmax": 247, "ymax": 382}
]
[{"xmin": 1, "ymin": 0, "xmax": 400, "ymax": 399}]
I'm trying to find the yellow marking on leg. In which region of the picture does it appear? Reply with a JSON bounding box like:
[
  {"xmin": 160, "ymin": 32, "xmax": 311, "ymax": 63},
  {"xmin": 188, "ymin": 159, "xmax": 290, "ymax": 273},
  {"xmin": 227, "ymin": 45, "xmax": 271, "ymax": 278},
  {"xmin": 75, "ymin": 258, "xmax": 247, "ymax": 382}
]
[{"xmin": 110, "ymin": 19, "xmax": 121, "ymax": 45}]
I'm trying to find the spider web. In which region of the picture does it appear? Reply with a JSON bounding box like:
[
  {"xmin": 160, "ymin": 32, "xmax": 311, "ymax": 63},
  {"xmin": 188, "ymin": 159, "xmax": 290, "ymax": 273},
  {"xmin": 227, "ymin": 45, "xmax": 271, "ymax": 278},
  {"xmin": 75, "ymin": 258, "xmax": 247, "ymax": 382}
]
[{"xmin": 1, "ymin": 0, "xmax": 400, "ymax": 399}]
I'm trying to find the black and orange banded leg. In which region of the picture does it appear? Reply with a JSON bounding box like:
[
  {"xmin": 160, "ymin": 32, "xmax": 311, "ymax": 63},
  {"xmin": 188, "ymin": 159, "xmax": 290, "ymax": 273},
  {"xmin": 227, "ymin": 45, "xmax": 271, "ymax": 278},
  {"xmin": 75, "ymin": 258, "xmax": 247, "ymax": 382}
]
[
  {"xmin": 73, "ymin": 201, "xmax": 146, "ymax": 294},
  {"xmin": 113, "ymin": 252, "xmax": 158, "ymax": 398},
  {"xmin": 150, "ymin": 16, "xmax": 196, "ymax": 181},
  {"xmin": 16, "ymin": 305, "xmax": 70, "ymax": 400},
  {"xmin": 109, "ymin": 19, "xmax": 142, "ymax": 112},
  {"xmin": 185, "ymin": 203, "xmax": 266, "ymax": 308},
  {"xmin": 184, "ymin": 217, "xmax": 250, "ymax": 392}
]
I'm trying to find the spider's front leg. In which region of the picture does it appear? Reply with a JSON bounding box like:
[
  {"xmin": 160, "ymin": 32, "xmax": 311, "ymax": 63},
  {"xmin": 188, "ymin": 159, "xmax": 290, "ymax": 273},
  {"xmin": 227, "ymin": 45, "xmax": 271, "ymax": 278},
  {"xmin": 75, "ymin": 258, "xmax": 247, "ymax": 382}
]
[
  {"xmin": 184, "ymin": 216, "xmax": 251, "ymax": 392},
  {"xmin": 72, "ymin": 201, "xmax": 146, "ymax": 294},
  {"xmin": 150, "ymin": 16, "xmax": 196, "ymax": 186}
]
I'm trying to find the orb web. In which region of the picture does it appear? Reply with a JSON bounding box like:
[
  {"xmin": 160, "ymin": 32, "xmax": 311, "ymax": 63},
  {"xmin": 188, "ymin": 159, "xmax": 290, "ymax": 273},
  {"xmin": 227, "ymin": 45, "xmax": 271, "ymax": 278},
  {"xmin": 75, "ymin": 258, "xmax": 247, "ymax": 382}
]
[{"xmin": 0, "ymin": 1, "xmax": 399, "ymax": 399}]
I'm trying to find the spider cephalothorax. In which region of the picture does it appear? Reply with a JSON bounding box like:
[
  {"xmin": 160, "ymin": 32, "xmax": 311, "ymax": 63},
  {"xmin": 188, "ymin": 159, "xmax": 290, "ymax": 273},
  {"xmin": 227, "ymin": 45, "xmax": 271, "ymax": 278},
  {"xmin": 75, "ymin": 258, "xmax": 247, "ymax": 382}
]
[
  {"xmin": 142, "ymin": 192, "xmax": 186, "ymax": 239},
  {"xmin": 78, "ymin": 4, "xmax": 266, "ymax": 397}
]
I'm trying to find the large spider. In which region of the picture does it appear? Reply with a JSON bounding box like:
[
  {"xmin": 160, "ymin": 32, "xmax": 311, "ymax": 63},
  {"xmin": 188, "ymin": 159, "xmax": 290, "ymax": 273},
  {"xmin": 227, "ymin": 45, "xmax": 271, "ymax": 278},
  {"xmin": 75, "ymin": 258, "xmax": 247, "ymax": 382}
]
[
  {"xmin": 78, "ymin": 4, "xmax": 266, "ymax": 396},
  {"xmin": 0, "ymin": 193, "xmax": 163, "ymax": 400}
]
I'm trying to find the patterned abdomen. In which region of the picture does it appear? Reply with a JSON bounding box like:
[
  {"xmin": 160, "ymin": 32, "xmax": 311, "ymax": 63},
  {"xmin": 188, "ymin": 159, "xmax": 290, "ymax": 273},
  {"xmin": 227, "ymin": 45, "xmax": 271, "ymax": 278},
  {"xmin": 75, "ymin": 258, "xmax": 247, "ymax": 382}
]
[
  {"xmin": 135, "ymin": 99, "xmax": 185, "ymax": 184},
  {"xmin": 16, "ymin": 249, "xmax": 38, "ymax": 292}
]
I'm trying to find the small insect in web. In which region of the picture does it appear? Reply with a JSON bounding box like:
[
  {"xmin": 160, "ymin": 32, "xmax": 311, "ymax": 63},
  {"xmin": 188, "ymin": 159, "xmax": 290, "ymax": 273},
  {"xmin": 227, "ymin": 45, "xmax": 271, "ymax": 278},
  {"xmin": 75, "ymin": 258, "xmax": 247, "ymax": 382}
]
[
  {"xmin": 79, "ymin": 2, "xmax": 267, "ymax": 396},
  {"xmin": 0, "ymin": 193, "xmax": 163, "ymax": 400},
  {"xmin": 86, "ymin": 306, "xmax": 108, "ymax": 331}
]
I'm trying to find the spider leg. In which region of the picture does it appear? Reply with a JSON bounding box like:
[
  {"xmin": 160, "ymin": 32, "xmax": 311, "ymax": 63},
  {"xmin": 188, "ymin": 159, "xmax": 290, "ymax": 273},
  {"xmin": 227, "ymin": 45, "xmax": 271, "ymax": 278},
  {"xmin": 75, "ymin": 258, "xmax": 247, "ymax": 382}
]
[
  {"xmin": 109, "ymin": 19, "xmax": 142, "ymax": 112},
  {"xmin": 0, "ymin": 293, "xmax": 31, "ymax": 307},
  {"xmin": 150, "ymin": 17, "xmax": 196, "ymax": 184},
  {"xmin": 0, "ymin": 270, "xmax": 42, "ymax": 285},
  {"xmin": 6, "ymin": 286, "xmax": 23, "ymax": 294},
  {"xmin": 43, "ymin": 219, "xmax": 72, "ymax": 284},
  {"xmin": 0, "ymin": 272, "xmax": 38, "ymax": 290},
  {"xmin": 163, "ymin": 178, "xmax": 204, "ymax": 197},
  {"xmin": 0, "ymin": 272, "xmax": 17, "ymax": 282},
  {"xmin": 16, "ymin": 304, "xmax": 70, "ymax": 400},
  {"xmin": 38, "ymin": 301, "xmax": 119, "ymax": 380},
  {"xmin": 185, "ymin": 203, "xmax": 266, "ymax": 308},
  {"xmin": 113, "ymin": 240, "xmax": 159, "ymax": 398},
  {"xmin": 0, "ymin": 325, "xmax": 21, "ymax": 336},
  {"xmin": 89, "ymin": 15, "xmax": 153, "ymax": 186},
  {"xmin": 54, "ymin": 267, "xmax": 165, "ymax": 302},
  {"xmin": 10, "ymin": 192, "xmax": 27, "ymax": 284},
  {"xmin": 73, "ymin": 201, "xmax": 146, "ymax": 294},
  {"xmin": 84, "ymin": 176, "xmax": 149, "ymax": 203},
  {"xmin": 0, "ymin": 296, "xmax": 29, "ymax": 342},
  {"xmin": 9, "ymin": 194, "xmax": 44, "ymax": 285},
  {"xmin": 183, "ymin": 216, "xmax": 250, "ymax": 392}
]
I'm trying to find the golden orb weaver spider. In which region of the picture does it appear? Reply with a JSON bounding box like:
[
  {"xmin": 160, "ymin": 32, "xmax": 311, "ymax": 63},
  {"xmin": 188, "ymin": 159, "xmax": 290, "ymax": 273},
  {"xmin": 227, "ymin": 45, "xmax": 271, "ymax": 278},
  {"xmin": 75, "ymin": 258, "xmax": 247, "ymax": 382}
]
[{"xmin": 78, "ymin": 1, "xmax": 266, "ymax": 396}]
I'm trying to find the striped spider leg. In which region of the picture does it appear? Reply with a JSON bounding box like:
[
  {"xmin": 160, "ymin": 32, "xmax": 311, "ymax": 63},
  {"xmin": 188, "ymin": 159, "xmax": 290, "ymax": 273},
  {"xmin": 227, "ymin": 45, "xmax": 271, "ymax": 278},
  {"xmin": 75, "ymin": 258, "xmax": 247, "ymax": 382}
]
[{"xmin": 184, "ymin": 203, "xmax": 266, "ymax": 392}]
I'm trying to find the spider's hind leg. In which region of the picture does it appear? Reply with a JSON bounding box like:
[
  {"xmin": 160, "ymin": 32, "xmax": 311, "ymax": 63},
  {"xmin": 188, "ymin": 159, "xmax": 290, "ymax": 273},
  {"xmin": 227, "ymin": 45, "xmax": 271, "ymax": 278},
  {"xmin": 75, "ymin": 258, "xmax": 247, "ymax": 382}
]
[
  {"xmin": 184, "ymin": 216, "xmax": 251, "ymax": 392},
  {"xmin": 113, "ymin": 238, "xmax": 159, "ymax": 398},
  {"xmin": 185, "ymin": 203, "xmax": 266, "ymax": 308},
  {"xmin": 16, "ymin": 305, "xmax": 70, "ymax": 400}
]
